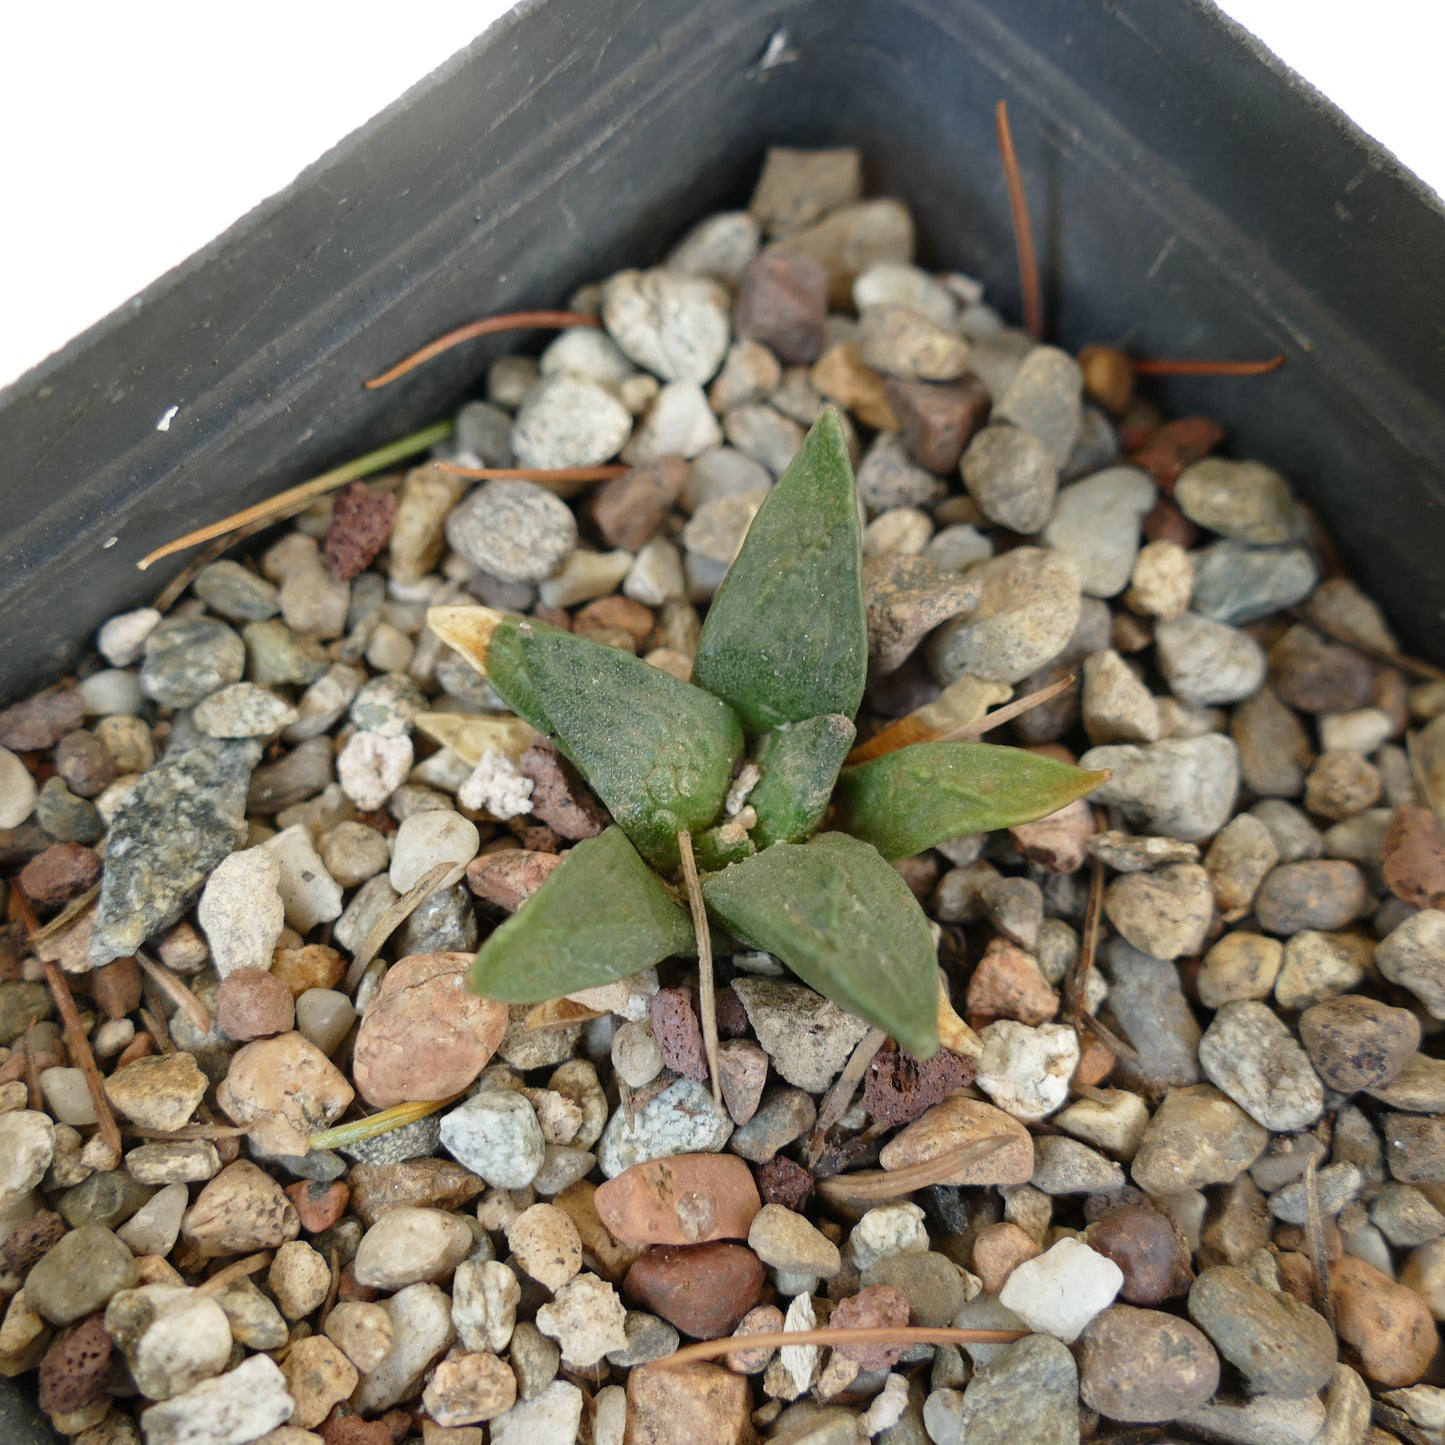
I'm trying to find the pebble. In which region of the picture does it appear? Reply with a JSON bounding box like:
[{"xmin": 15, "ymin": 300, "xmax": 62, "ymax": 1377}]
[
  {"xmin": 965, "ymin": 938, "xmax": 1059, "ymax": 1024},
  {"xmin": 97, "ymin": 605, "xmax": 162, "ymax": 665},
  {"xmin": 138, "ymin": 1353, "xmax": 294, "ymax": 1445},
  {"xmin": 1177, "ymin": 1394, "xmax": 1325, "ymax": 1445},
  {"xmin": 596, "ymin": 1077, "xmax": 734, "ymax": 1178},
  {"xmin": 445, "ymin": 478, "xmax": 579, "ymax": 584},
  {"xmin": 722, "ymin": 403, "xmax": 806, "ymax": 477},
  {"xmin": 1130, "ymin": 1084, "xmax": 1268, "ymax": 1195},
  {"xmin": 352, "ymin": 952, "xmax": 506, "ymax": 1107},
  {"xmin": 0, "ymin": 1110, "xmax": 54, "ymax": 1206},
  {"xmin": 862, "ymin": 1251, "xmax": 967, "ymax": 1328},
  {"xmin": 389, "ymin": 810, "xmax": 479, "ymax": 892},
  {"xmin": 859, "ymin": 303, "xmax": 970, "ymax": 381},
  {"xmin": 959, "ymin": 425, "xmax": 1057, "ymax": 533},
  {"xmin": 54, "ymin": 727, "xmax": 116, "ymax": 796},
  {"xmin": 878, "ymin": 1093, "xmax": 1034, "ymax": 1185},
  {"xmin": 624, "ymin": 1364, "xmax": 752, "ymax": 1445},
  {"xmin": 927, "ymin": 546, "xmax": 1081, "ymax": 685},
  {"xmin": 126, "ymin": 1140, "xmax": 221, "ymax": 1187},
  {"xmin": 602, "ymin": 268, "xmax": 731, "ymax": 383},
  {"xmin": 1191, "ymin": 539, "xmax": 1320, "ymax": 627},
  {"xmin": 730, "ymin": 977, "xmax": 869, "ymax": 1092},
  {"xmin": 216, "ymin": 1032, "xmax": 353, "ymax": 1156},
  {"xmin": 104, "ymin": 1053, "xmax": 208, "ymax": 1132},
  {"xmin": 626, "ymin": 380, "xmax": 722, "ymax": 463},
  {"xmin": 1207, "ymin": 813, "xmax": 1279, "ymax": 920},
  {"xmin": 1086, "ymin": 1204, "xmax": 1195, "ymax": 1304},
  {"xmin": 1305, "ymin": 749, "xmax": 1382, "ymax": 820},
  {"xmin": 0, "ymin": 685, "xmax": 83, "ymax": 750},
  {"xmin": 25, "ymin": 1224, "xmax": 138, "ymax": 1325},
  {"xmin": 1041, "ymin": 466, "xmax": 1156, "ymax": 598},
  {"xmin": 1031, "ymin": 1135, "xmax": 1126, "ymax": 1195},
  {"xmin": 18, "ymin": 840, "xmax": 101, "ymax": 906},
  {"xmin": 263, "ymin": 824, "xmax": 345, "ymax": 933},
  {"xmin": 956, "ymin": 1334, "xmax": 1080, "ymax": 1445},
  {"xmin": 333, "ymin": 730, "xmax": 410, "ymax": 812},
  {"xmin": 733, "ymin": 250, "xmax": 828, "ymax": 364},
  {"xmin": 1175, "ymin": 458, "xmax": 1300, "ymax": 544},
  {"xmin": 90, "ymin": 737, "xmax": 261, "ymax": 965},
  {"xmin": 278, "ymin": 560, "xmax": 350, "ymax": 639},
  {"xmin": 1268, "ymin": 1161, "xmax": 1364, "ymax": 1224},
  {"xmin": 1156, "ymin": 613, "xmax": 1266, "ymax": 707},
  {"xmin": 294, "ymin": 988, "xmax": 354, "ymax": 1056},
  {"xmin": 534, "ymin": 1271, "xmax": 629, "ymax": 1367},
  {"xmin": 0, "ymin": 744, "xmax": 38, "ymax": 828},
  {"xmin": 748, "ymin": 1204, "xmax": 841, "ymax": 1277},
  {"xmin": 993, "ymin": 346, "xmax": 1084, "ymax": 466},
  {"xmin": 105, "ymin": 1284, "xmax": 233, "ymax": 1400},
  {"xmin": 1103, "ymin": 862, "xmax": 1213, "ymax": 960},
  {"xmin": 623, "ymin": 1241, "xmax": 764, "ymax": 1337},
  {"xmin": 1299, "ymin": 993, "xmax": 1419, "ymax": 1093},
  {"xmin": 862, "ymin": 505, "xmax": 932, "ymax": 557},
  {"xmin": 1080, "ymin": 733, "xmax": 1240, "ymax": 842},
  {"xmin": 1055, "ymin": 1088, "xmax": 1150, "ymax": 1163},
  {"xmin": 595, "ymin": 1154, "xmax": 760, "ymax": 1246},
  {"xmin": 974, "ymin": 1021, "xmax": 1080, "ymax": 1121},
  {"xmin": 997, "ymin": 1235, "xmax": 1123, "ymax": 1343},
  {"xmin": 1255, "ymin": 859, "xmax": 1368, "ymax": 934},
  {"xmin": 1125, "ymin": 539, "xmax": 1194, "ymax": 620},
  {"xmin": 1187, "ymin": 1264, "xmax": 1337, "ymax": 1397},
  {"xmin": 355, "ymin": 1280, "xmax": 458, "ymax": 1413},
  {"xmin": 35, "ymin": 774, "xmax": 102, "ymax": 843},
  {"xmin": 1076, "ymin": 1304, "xmax": 1219, "ymax": 1422},
  {"xmin": 353, "ymin": 1206, "xmax": 474, "ymax": 1290},
  {"xmin": 1329, "ymin": 1253, "xmax": 1435, "ymax": 1387},
  {"xmin": 1081, "ymin": 648, "xmax": 1161, "ymax": 744},
  {"xmin": 1383, "ymin": 802, "xmax": 1445, "ymax": 910},
  {"xmin": 730, "ymin": 1086, "xmax": 816, "ymax": 1161},
  {"xmin": 140, "ymin": 615, "xmax": 246, "ymax": 708},
  {"xmin": 41, "ymin": 1066, "xmax": 97, "ymax": 1125},
  {"xmin": 1198, "ymin": 1002, "xmax": 1324, "ymax": 1132},
  {"xmin": 683, "ymin": 488, "xmax": 767, "ymax": 564},
  {"xmin": 1197, "ymin": 932, "xmax": 1284, "ymax": 1007},
  {"xmin": 197, "ymin": 847, "xmax": 285, "ymax": 978},
  {"xmin": 1376, "ymin": 909, "xmax": 1445, "ymax": 1017},
  {"xmin": 856, "ymin": 432, "xmax": 946, "ymax": 513},
  {"xmin": 436, "ymin": 1090, "xmax": 545, "ymax": 1189}
]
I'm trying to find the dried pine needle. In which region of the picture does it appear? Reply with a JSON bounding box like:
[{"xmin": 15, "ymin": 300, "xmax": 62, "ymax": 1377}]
[
  {"xmin": 363, "ymin": 309, "xmax": 601, "ymax": 389},
  {"xmin": 677, "ymin": 829, "xmax": 722, "ymax": 1107},
  {"xmin": 651, "ymin": 1324, "xmax": 1028, "ymax": 1371},
  {"xmin": 308, "ymin": 1096, "xmax": 458, "ymax": 1152},
  {"xmin": 1132, "ymin": 354, "xmax": 1284, "ymax": 376},
  {"xmin": 816, "ymin": 1134, "xmax": 1013, "ymax": 1204},
  {"xmin": 996, "ymin": 99, "xmax": 1043, "ymax": 340}
]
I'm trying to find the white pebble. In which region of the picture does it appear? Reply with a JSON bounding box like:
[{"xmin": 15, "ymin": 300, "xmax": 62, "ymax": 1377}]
[
  {"xmin": 139, "ymin": 1352, "xmax": 293, "ymax": 1445},
  {"xmin": 365, "ymin": 621, "xmax": 416, "ymax": 674},
  {"xmin": 624, "ymin": 535, "xmax": 686, "ymax": 606},
  {"xmin": 459, "ymin": 748, "xmax": 534, "ymax": 818},
  {"xmin": 296, "ymin": 989, "xmax": 356, "ymax": 1055},
  {"xmin": 0, "ymin": 746, "xmax": 38, "ymax": 829},
  {"xmin": 117, "ymin": 1182, "xmax": 189, "ymax": 1257},
  {"xmin": 974, "ymin": 1021, "xmax": 1080, "ymax": 1121},
  {"xmin": 537, "ymin": 549, "xmax": 634, "ymax": 609},
  {"xmin": 40, "ymin": 1067, "xmax": 97, "ymax": 1126},
  {"xmin": 79, "ymin": 668, "xmax": 144, "ymax": 717},
  {"xmin": 390, "ymin": 809, "xmax": 481, "ymax": 892},
  {"xmin": 848, "ymin": 1203, "xmax": 930, "ymax": 1272},
  {"xmin": 93, "ymin": 1019, "xmax": 136, "ymax": 1059},
  {"xmin": 1320, "ymin": 707, "xmax": 1395, "ymax": 755},
  {"xmin": 198, "ymin": 847, "xmax": 286, "ymax": 978},
  {"xmin": 264, "ymin": 825, "xmax": 345, "ymax": 932},
  {"xmin": 337, "ymin": 729, "xmax": 413, "ymax": 811},
  {"xmin": 98, "ymin": 607, "xmax": 161, "ymax": 667},
  {"xmin": 622, "ymin": 380, "xmax": 723, "ymax": 463},
  {"xmin": 863, "ymin": 507, "xmax": 932, "ymax": 557},
  {"xmin": 998, "ymin": 1236, "xmax": 1123, "ymax": 1343}
]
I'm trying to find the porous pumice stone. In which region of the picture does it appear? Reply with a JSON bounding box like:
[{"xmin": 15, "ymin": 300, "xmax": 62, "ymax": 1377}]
[{"xmin": 5, "ymin": 143, "xmax": 1436, "ymax": 1445}]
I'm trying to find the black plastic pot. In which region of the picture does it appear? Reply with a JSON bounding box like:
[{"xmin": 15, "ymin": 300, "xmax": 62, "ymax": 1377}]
[{"xmin": 2, "ymin": 0, "xmax": 1443, "ymax": 1434}]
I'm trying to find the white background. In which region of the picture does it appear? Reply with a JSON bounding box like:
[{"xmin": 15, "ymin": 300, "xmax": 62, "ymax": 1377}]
[{"xmin": 1, "ymin": 1, "xmax": 1440, "ymax": 391}]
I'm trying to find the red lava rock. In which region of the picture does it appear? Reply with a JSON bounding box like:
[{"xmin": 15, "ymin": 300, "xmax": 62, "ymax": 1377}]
[
  {"xmin": 885, "ymin": 375, "xmax": 990, "ymax": 474},
  {"xmin": 319, "ymin": 1413, "xmax": 393, "ymax": 1445},
  {"xmin": 862, "ymin": 1047, "xmax": 977, "ymax": 1128},
  {"xmin": 623, "ymin": 1242, "xmax": 766, "ymax": 1338},
  {"xmin": 713, "ymin": 984, "xmax": 749, "ymax": 1039},
  {"xmin": 1383, "ymin": 803, "xmax": 1445, "ymax": 911},
  {"xmin": 734, "ymin": 249, "xmax": 829, "ymax": 364},
  {"xmin": 1, "ymin": 1209, "xmax": 66, "ymax": 1277},
  {"xmin": 1141, "ymin": 495, "xmax": 1201, "ymax": 549},
  {"xmin": 351, "ymin": 951, "xmax": 509, "ymax": 1107},
  {"xmin": 325, "ymin": 480, "xmax": 399, "ymax": 581},
  {"xmin": 828, "ymin": 1284, "xmax": 911, "ymax": 1369},
  {"xmin": 216, "ymin": 966, "xmax": 296, "ymax": 1041},
  {"xmin": 0, "ymin": 687, "xmax": 84, "ymax": 751},
  {"xmin": 18, "ymin": 843, "xmax": 102, "ymax": 908},
  {"xmin": 37, "ymin": 1314, "xmax": 114, "ymax": 1416},
  {"xmin": 90, "ymin": 956, "xmax": 142, "ymax": 1020},
  {"xmin": 516, "ymin": 740, "xmax": 609, "ymax": 840},
  {"xmin": 1086, "ymin": 1204, "xmax": 1195, "ymax": 1305},
  {"xmin": 465, "ymin": 848, "xmax": 564, "ymax": 911},
  {"xmin": 595, "ymin": 1154, "xmax": 762, "ymax": 1245},
  {"xmin": 757, "ymin": 1156, "xmax": 812, "ymax": 1211},
  {"xmin": 1127, "ymin": 416, "xmax": 1225, "ymax": 492},
  {"xmin": 287, "ymin": 1179, "xmax": 351, "ymax": 1234},
  {"xmin": 651, "ymin": 987, "xmax": 708, "ymax": 1082},
  {"xmin": 591, "ymin": 455, "xmax": 687, "ymax": 552},
  {"xmin": 53, "ymin": 729, "xmax": 116, "ymax": 799},
  {"xmin": 965, "ymin": 938, "xmax": 1061, "ymax": 1027}
]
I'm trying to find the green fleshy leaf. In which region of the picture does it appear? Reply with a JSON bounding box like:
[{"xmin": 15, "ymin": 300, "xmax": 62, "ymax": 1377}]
[
  {"xmin": 692, "ymin": 410, "xmax": 866, "ymax": 732},
  {"xmin": 520, "ymin": 625, "xmax": 743, "ymax": 869},
  {"xmin": 702, "ymin": 832, "xmax": 938, "ymax": 1057},
  {"xmin": 469, "ymin": 826, "xmax": 695, "ymax": 1002},
  {"xmin": 484, "ymin": 616, "xmax": 555, "ymax": 734},
  {"xmin": 833, "ymin": 741, "xmax": 1109, "ymax": 860},
  {"xmin": 749, "ymin": 714, "xmax": 856, "ymax": 848}
]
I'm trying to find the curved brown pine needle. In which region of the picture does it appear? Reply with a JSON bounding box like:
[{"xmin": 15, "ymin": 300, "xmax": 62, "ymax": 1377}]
[
  {"xmin": 995, "ymin": 99, "xmax": 1042, "ymax": 340},
  {"xmin": 942, "ymin": 674, "xmax": 1076, "ymax": 742},
  {"xmin": 433, "ymin": 461, "xmax": 629, "ymax": 484},
  {"xmin": 1131, "ymin": 354, "xmax": 1284, "ymax": 377},
  {"xmin": 651, "ymin": 1325, "xmax": 1028, "ymax": 1371},
  {"xmin": 363, "ymin": 310, "xmax": 602, "ymax": 389},
  {"xmin": 677, "ymin": 830, "xmax": 722, "ymax": 1107},
  {"xmin": 816, "ymin": 1134, "xmax": 1012, "ymax": 1204},
  {"xmin": 137, "ymin": 420, "xmax": 453, "ymax": 571}
]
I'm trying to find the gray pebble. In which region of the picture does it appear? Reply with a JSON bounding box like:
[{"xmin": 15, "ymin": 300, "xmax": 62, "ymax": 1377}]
[
  {"xmin": 1031, "ymin": 1136, "xmax": 1126, "ymax": 1195},
  {"xmin": 1086, "ymin": 830, "xmax": 1199, "ymax": 873},
  {"xmin": 350, "ymin": 673, "xmax": 426, "ymax": 739},
  {"xmin": 440, "ymin": 1090, "xmax": 546, "ymax": 1189},
  {"xmin": 957, "ymin": 1334, "xmax": 1080, "ymax": 1445},
  {"xmin": 993, "ymin": 346, "xmax": 1084, "ymax": 467},
  {"xmin": 399, "ymin": 881, "xmax": 479, "ymax": 956},
  {"xmin": 862, "ymin": 1252, "xmax": 970, "ymax": 1327},
  {"xmin": 340, "ymin": 1113, "xmax": 443, "ymax": 1166},
  {"xmin": 1155, "ymin": 614, "xmax": 1266, "ymax": 707},
  {"xmin": 857, "ymin": 432, "xmax": 946, "ymax": 515},
  {"xmin": 1254, "ymin": 860, "xmax": 1368, "ymax": 934},
  {"xmin": 141, "ymin": 615, "xmax": 246, "ymax": 708},
  {"xmin": 243, "ymin": 619, "xmax": 330, "ymax": 687},
  {"xmin": 731, "ymin": 977, "xmax": 869, "ymax": 1092},
  {"xmin": 1130, "ymin": 1085, "xmax": 1268, "ymax": 1195},
  {"xmin": 1102, "ymin": 938, "xmax": 1202, "ymax": 1091},
  {"xmin": 595, "ymin": 1078, "xmax": 733, "ymax": 1178},
  {"xmin": 511, "ymin": 374, "xmax": 632, "ymax": 470},
  {"xmin": 1104, "ymin": 863, "xmax": 1213, "ymax": 961},
  {"xmin": 1198, "ymin": 1002, "xmax": 1324, "ymax": 1132},
  {"xmin": 729, "ymin": 1086, "xmax": 817, "ymax": 1162},
  {"xmin": 1370, "ymin": 1183, "xmax": 1445, "ymax": 1247},
  {"xmin": 606, "ymin": 1311, "xmax": 679, "ymax": 1368},
  {"xmin": 682, "ymin": 445, "xmax": 773, "ymax": 512},
  {"xmin": 36, "ymin": 776, "xmax": 103, "ymax": 844},
  {"xmin": 859, "ymin": 303, "xmax": 970, "ymax": 381},
  {"xmin": 1249, "ymin": 799, "xmax": 1323, "ymax": 863},
  {"xmin": 193, "ymin": 682, "xmax": 298, "ymax": 739},
  {"xmin": 601, "ymin": 267, "xmax": 731, "ymax": 384},
  {"xmin": 1267, "ymin": 1161, "xmax": 1363, "ymax": 1223},
  {"xmin": 1041, "ymin": 467, "xmax": 1156, "ymax": 598},
  {"xmin": 723, "ymin": 403, "xmax": 806, "ymax": 477},
  {"xmin": 193, "ymin": 561, "xmax": 281, "ymax": 622},
  {"xmin": 1175, "ymin": 458, "xmax": 1302, "ymax": 545},
  {"xmin": 454, "ymin": 399, "xmax": 517, "ymax": 468},
  {"xmin": 959, "ymin": 426, "xmax": 1057, "ymax": 534},
  {"xmin": 1079, "ymin": 734, "xmax": 1240, "ymax": 842},
  {"xmin": 1190, "ymin": 540, "xmax": 1319, "ymax": 625},
  {"xmin": 24, "ymin": 1223, "xmax": 138, "ymax": 1325},
  {"xmin": 666, "ymin": 210, "xmax": 761, "ymax": 284},
  {"xmin": 446, "ymin": 480, "xmax": 578, "ymax": 585}
]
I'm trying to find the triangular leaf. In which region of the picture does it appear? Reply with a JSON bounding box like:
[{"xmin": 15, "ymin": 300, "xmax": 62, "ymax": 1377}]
[
  {"xmin": 702, "ymin": 832, "xmax": 938, "ymax": 1057},
  {"xmin": 750, "ymin": 714, "xmax": 856, "ymax": 848},
  {"xmin": 520, "ymin": 625, "xmax": 743, "ymax": 869},
  {"xmin": 692, "ymin": 409, "xmax": 866, "ymax": 731},
  {"xmin": 469, "ymin": 826, "xmax": 695, "ymax": 1002},
  {"xmin": 426, "ymin": 605, "xmax": 554, "ymax": 734},
  {"xmin": 833, "ymin": 741, "xmax": 1108, "ymax": 860}
]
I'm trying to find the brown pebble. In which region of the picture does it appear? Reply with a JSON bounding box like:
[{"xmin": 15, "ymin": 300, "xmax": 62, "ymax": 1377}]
[
  {"xmin": 183, "ymin": 1159, "xmax": 301, "ymax": 1256},
  {"xmin": 1330, "ymin": 1253, "xmax": 1436, "ymax": 1386},
  {"xmin": 1382, "ymin": 803, "xmax": 1445, "ymax": 910},
  {"xmin": 734, "ymin": 249, "xmax": 829, "ymax": 364},
  {"xmin": 1011, "ymin": 798, "xmax": 1094, "ymax": 874},
  {"xmin": 286, "ymin": 1179, "xmax": 350, "ymax": 1234},
  {"xmin": 271, "ymin": 944, "xmax": 347, "ymax": 997},
  {"xmin": 318, "ymin": 1414, "xmax": 393, "ymax": 1445},
  {"xmin": 0, "ymin": 687, "xmax": 84, "ymax": 751},
  {"xmin": 1077, "ymin": 345, "xmax": 1134, "ymax": 416},
  {"xmin": 37, "ymin": 1314, "xmax": 114, "ymax": 1416},
  {"xmin": 1127, "ymin": 416, "xmax": 1224, "ymax": 492},
  {"xmin": 1077, "ymin": 1304, "xmax": 1220, "ymax": 1423},
  {"xmin": 1254, "ymin": 860, "xmax": 1368, "ymax": 934},
  {"xmin": 591, "ymin": 456, "xmax": 687, "ymax": 553},
  {"xmin": 1, "ymin": 1209, "xmax": 66, "ymax": 1277},
  {"xmin": 574, "ymin": 594, "xmax": 654, "ymax": 647},
  {"xmin": 595, "ymin": 1154, "xmax": 762, "ymax": 1246},
  {"xmin": 623, "ymin": 1242, "xmax": 765, "ymax": 1338},
  {"xmin": 965, "ymin": 938, "xmax": 1060, "ymax": 1026},
  {"xmin": 1304, "ymin": 750, "xmax": 1381, "ymax": 821},
  {"xmin": 862, "ymin": 1047, "xmax": 976, "ymax": 1129},
  {"xmin": 348, "ymin": 1158, "xmax": 484, "ymax": 1228},
  {"xmin": 116, "ymin": 1033, "xmax": 156, "ymax": 1067},
  {"xmin": 53, "ymin": 729, "xmax": 116, "ymax": 799},
  {"xmin": 877, "ymin": 1094, "xmax": 1034, "ymax": 1185},
  {"xmin": 1271, "ymin": 625, "xmax": 1376, "ymax": 715},
  {"xmin": 216, "ymin": 966, "xmax": 296, "ymax": 1041},
  {"xmin": 626, "ymin": 1361, "xmax": 754, "ymax": 1445},
  {"xmin": 811, "ymin": 341, "xmax": 898, "ymax": 431},
  {"xmin": 724, "ymin": 1303, "xmax": 786, "ymax": 1373},
  {"xmin": 325, "ymin": 480, "xmax": 398, "ymax": 581},
  {"xmin": 1141, "ymin": 496, "xmax": 1200, "ymax": 549},
  {"xmin": 651, "ymin": 987, "xmax": 708, "ymax": 1083},
  {"xmin": 466, "ymin": 848, "xmax": 564, "ymax": 911},
  {"xmin": 17, "ymin": 843, "xmax": 102, "ymax": 908},
  {"xmin": 828, "ymin": 1284, "xmax": 911, "ymax": 1369},
  {"xmin": 1086, "ymin": 1204, "xmax": 1194, "ymax": 1305},
  {"xmin": 971, "ymin": 1221, "xmax": 1041, "ymax": 1295},
  {"xmin": 1299, "ymin": 994, "xmax": 1420, "ymax": 1093},
  {"xmin": 91, "ymin": 956, "xmax": 142, "ymax": 1020},
  {"xmin": 756, "ymin": 1156, "xmax": 812, "ymax": 1211},
  {"xmin": 516, "ymin": 740, "xmax": 609, "ymax": 841},
  {"xmin": 885, "ymin": 375, "xmax": 990, "ymax": 474}
]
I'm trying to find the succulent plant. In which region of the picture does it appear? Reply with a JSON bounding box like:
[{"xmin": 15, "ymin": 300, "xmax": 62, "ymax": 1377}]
[{"xmin": 430, "ymin": 410, "xmax": 1105, "ymax": 1057}]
